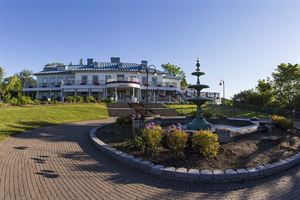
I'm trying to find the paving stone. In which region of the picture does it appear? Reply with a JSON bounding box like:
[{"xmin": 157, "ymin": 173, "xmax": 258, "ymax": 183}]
[{"xmin": 1, "ymin": 118, "xmax": 300, "ymax": 200}]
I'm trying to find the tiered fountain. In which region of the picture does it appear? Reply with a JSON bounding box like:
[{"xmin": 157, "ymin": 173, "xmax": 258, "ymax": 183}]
[{"xmin": 186, "ymin": 59, "xmax": 212, "ymax": 130}]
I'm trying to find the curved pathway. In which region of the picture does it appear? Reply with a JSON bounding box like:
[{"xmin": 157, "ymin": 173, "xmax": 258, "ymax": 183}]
[{"xmin": 0, "ymin": 118, "xmax": 300, "ymax": 200}]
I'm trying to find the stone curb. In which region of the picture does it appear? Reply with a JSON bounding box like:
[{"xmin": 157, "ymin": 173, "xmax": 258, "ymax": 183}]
[{"xmin": 90, "ymin": 126, "xmax": 300, "ymax": 183}]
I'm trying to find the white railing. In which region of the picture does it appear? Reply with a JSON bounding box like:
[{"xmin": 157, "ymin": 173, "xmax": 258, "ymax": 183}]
[{"xmin": 105, "ymin": 77, "xmax": 140, "ymax": 84}]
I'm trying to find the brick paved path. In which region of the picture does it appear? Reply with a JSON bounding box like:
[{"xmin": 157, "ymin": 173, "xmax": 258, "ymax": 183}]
[{"xmin": 1, "ymin": 118, "xmax": 300, "ymax": 200}]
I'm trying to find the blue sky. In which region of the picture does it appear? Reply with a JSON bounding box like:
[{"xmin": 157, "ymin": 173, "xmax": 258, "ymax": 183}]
[{"xmin": 0, "ymin": 0, "xmax": 299, "ymax": 98}]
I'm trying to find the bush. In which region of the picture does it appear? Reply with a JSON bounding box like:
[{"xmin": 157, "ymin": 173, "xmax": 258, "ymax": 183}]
[
  {"xmin": 202, "ymin": 110, "xmax": 215, "ymax": 118},
  {"xmin": 17, "ymin": 96, "xmax": 34, "ymax": 106},
  {"xmin": 65, "ymin": 96, "xmax": 75, "ymax": 103},
  {"xmin": 116, "ymin": 116, "xmax": 132, "ymax": 125},
  {"xmin": 75, "ymin": 96, "xmax": 84, "ymax": 103},
  {"xmin": 141, "ymin": 122, "xmax": 163, "ymax": 157},
  {"xmin": 9, "ymin": 97, "xmax": 19, "ymax": 106},
  {"xmin": 271, "ymin": 115, "xmax": 294, "ymax": 130},
  {"xmin": 192, "ymin": 130, "xmax": 220, "ymax": 158},
  {"xmin": 163, "ymin": 124, "xmax": 188, "ymax": 159},
  {"xmin": 86, "ymin": 96, "xmax": 97, "ymax": 103},
  {"xmin": 33, "ymin": 99, "xmax": 41, "ymax": 105},
  {"xmin": 131, "ymin": 136, "xmax": 145, "ymax": 151}
]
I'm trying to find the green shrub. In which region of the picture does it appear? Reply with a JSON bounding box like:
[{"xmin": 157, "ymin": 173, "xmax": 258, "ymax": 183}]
[
  {"xmin": 116, "ymin": 116, "xmax": 132, "ymax": 125},
  {"xmin": 75, "ymin": 96, "xmax": 84, "ymax": 102},
  {"xmin": 192, "ymin": 130, "xmax": 220, "ymax": 158},
  {"xmin": 33, "ymin": 99, "xmax": 41, "ymax": 105},
  {"xmin": 202, "ymin": 110, "xmax": 215, "ymax": 118},
  {"xmin": 271, "ymin": 115, "xmax": 294, "ymax": 130},
  {"xmin": 86, "ymin": 96, "xmax": 97, "ymax": 103},
  {"xmin": 65, "ymin": 96, "xmax": 75, "ymax": 103},
  {"xmin": 141, "ymin": 122, "xmax": 163, "ymax": 157},
  {"xmin": 17, "ymin": 96, "xmax": 34, "ymax": 106},
  {"xmin": 163, "ymin": 127, "xmax": 188, "ymax": 159},
  {"xmin": 9, "ymin": 97, "xmax": 19, "ymax": 106},
  {"xmin": 131, "ymin": 136, "xmax": 145, "ymax": 151}
]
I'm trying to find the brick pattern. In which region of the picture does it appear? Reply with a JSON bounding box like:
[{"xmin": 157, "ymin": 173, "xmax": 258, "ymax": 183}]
[{"xmin": 0, "ymin": 118, "xmax": 300, "ymax": 200}]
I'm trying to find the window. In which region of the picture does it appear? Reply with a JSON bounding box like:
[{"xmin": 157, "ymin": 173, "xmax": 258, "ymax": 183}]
[
  {"xmin": 105, "ymin": 75, "xmax": 111, "ymax": 83},
  {"xmin": 50, "ymin": 77, "xmax": 55, "ymax": 86},
  {"xmin": 130, "ymin": 76, "xmax": 136, "ymax": 81},
  {"xmin": 152, "ymin": 77, "xmax": 157, "ymax": 86},
  {"xmin": 117, "ymin": 74, "xmax": 124, "ymax": 81},
  {"xmin": 142, "ymin": 76, "xmax": 147, "ymax": 85},
  {"xmin": 42, "ymin": 78, "xmax": 47, "ymax": 87},
  {"xmin": 57, "ymin": 77, "xmax": 64, "ymax": 85},
  {"xmin": 81, "ymin": 75, "xmax": 87, "ymax": 85},
  {"xmin": 92, "ymin": 75, "xmax": 99, "ymax": 85}
]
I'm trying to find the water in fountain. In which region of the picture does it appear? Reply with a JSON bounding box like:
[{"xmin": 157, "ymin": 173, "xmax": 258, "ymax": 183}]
[{"xmin": 186, "ymin": 59, "xmax": 212, "ymax": 130}]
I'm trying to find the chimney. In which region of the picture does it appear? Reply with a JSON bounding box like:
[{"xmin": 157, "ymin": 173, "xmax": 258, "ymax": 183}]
[
  {"xmin": 141, "ymin": 60, "xmax": 148, "ymax": 66},
  {"xmin": 110, "ymin": 57, "xmax": 120, "ymax": 63},
  {"xmin": 87, "ymin": 58, "xmax": 93, "ymax": 65}
]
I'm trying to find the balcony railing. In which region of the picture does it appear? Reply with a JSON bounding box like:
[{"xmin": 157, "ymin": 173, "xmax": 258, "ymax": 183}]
[
  {"xmin": 141, "ymin": 81, "xmax": 178, "ymax": 87},
  {"xmin": 28, "ymin": 79, "xmax": 178, "ymax": 88},
  {"xmin": 105, "ymin": 77, "xmax": 140, "ymax": 85}
]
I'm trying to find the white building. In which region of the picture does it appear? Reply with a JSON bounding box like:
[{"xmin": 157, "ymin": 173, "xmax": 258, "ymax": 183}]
[{"xmin": 23, "ymin": 57, "xmax": 220, "ymax": 103}]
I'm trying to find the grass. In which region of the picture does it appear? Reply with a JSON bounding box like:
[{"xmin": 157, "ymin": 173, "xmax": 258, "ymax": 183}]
[
  {"xmin": 0, "ymin": 103, "xmax": 108, "ymax": 141},
  {"xmin": 165, "ymin": 103, "xmax": 269, "ymax": 118}
]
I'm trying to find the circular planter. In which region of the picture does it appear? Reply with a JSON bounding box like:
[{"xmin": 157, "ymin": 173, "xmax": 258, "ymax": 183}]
[{"xmin": 90, "ymin": 125, "xmax": 300, "ymax": 183}]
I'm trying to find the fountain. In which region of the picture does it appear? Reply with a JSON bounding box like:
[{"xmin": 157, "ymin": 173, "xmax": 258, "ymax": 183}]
[{"xmin": 186, "ymin": 59, "xmax": 212, "ymax": 130}]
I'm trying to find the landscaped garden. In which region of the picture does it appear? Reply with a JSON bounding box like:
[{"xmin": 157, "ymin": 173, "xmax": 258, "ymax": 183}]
[
  {"xmin": 96, "ymin": 114, "xmax": 298, "ymax": 170},
  {"xmin": 0, "ymin": 103, "xmax": 108, "ymax": 141}
]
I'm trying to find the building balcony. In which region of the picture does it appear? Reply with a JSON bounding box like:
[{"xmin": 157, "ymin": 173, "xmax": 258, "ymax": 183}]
[{"xmin": 105, "ymin": 77, "xmax": 140, "ymax": 85}]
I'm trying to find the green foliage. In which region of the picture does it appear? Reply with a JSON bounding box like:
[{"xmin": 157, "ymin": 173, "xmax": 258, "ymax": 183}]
[
  {"xmin": 163, "ymin": 128, "xmax": 188, "ymax": 159},
  {"xmin": 45, "ymin": 62, "xmax": 65, "ymax": 67},
  {"xmin": 131, "ymin": 136, "xmax": 145, "ymax": 151},
  {"xmin": 86, "ymin": 96, "xmax": 97, "ymax": 103},
  {"xmin": 65, "ymin": 96, "xmax": 75, "ymax": 103},
  {"xmin": 75, "ymin": 96, "xmax": 84, "ymax": 102},
  {"xmin": 18, "ymin": 96, "xmax": 34, "ymax": 105},
  {"xmin": 221, "ymin": 98, "xmax": 233, "ymax": 106},
  {"xmin": 202, "ymin": 110, "xmax": 215, "ymax": 119},
  {"xmin": 1, "ymin": 75, "xmax": 22, "ymax": 102},
  {"xmin": 161, "ymin": 63, "xmax": 188, "ymax": 89},
  {"xmin": 0, "ymin": 66, "xmax": 4, "ymax": 83},
  {"xmin": 141, "ymin": 123, "xmax": 163, "ymax": 157},
  {"xmin": 116, "ymin": 116, "xmax": 132, "ymax": 125},
  {"xmin": 271, "ymin": 115, "xmax": 294, "ymax": 130},
  {"xmin": 272, "ymin": 63, "xmax": 300, "ymax": 109},
  {"xmin": 16, "ymin": 69, "xmax": 36, "ymax": 88},
  {"xmin": 192, "ymin": 130, "xmax": 220, "ymax": 158}
]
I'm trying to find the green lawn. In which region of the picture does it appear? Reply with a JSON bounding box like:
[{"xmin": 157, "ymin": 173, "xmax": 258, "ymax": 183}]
[
  {"xmin": 0, "ymin": 103, "xmax": 108, "ymax": 141},
  {"xmin": 166, "ymin": 104, "xmax": 269, "ymax": 118}
]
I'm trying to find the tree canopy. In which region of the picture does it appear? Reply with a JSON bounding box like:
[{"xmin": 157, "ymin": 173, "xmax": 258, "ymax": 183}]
[
  {"xmin": 233, "ymin": 63, "xmax": 300, "ymax": 110},
  {"xmin": 161, "ymin": 63, "xmax": 188, "ymax": 89}
]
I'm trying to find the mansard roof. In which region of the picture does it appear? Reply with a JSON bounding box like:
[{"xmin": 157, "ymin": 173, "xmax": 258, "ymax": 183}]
[{"xmin": 34, "ymin": 61, "xmax": 181, "ymax": 80}]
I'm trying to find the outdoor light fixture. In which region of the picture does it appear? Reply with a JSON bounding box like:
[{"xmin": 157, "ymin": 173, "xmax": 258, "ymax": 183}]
[
  {"xmin": 219, "ymin": 79, "xmax": 225, "ymax": 99},
  {"xmin": 139, "ymin": 63, "xmax": 157, "ymax": 116}
]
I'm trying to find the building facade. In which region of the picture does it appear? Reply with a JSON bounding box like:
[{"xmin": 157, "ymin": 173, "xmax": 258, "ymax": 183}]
[{"xmin": 23, "ymin": 57, "xmax": 220, "ymax": 103}]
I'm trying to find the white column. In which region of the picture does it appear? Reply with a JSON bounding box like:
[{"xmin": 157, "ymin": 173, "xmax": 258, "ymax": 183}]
[
  {"xmin": 114, "ymin": 87, "xmax": 118, "ymax": 103},
  {"xmin": 153, "ymin": 90, "xmax": 156, "ymax": 103},
  {"xmin": 132, "ymin": 87, "xmax": 135, "ymax": 98},
  {"xmin": 75, "ymin": 89, "xmax": 77, "ymax": 97},
  {"xmin": 88, "ymin": 89, "xmax": 91, "ymax": 97},
  {"xmin": 36, "ymin": 91, "xmax": 39, "ymax": 99}
]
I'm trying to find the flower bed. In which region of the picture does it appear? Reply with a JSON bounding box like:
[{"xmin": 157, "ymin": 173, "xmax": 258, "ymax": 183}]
[{"xmin": 96, "ymin": 122, "xmax": 300, "ymax": 170}]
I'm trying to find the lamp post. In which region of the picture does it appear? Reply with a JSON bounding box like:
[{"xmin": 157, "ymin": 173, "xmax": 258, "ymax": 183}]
[
  {"xmin": 138, "ymin": 64, "xmax": 157, "ymax": 116},
  {"xmin": 219, "ymin": 79, "xmax": 225, "ymax": 99}
]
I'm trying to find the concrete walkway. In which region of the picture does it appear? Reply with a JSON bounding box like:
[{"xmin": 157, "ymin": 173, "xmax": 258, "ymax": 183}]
[{"xmin": 0, "ymin": 118, "xmax": 300, "ymax": 200}]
